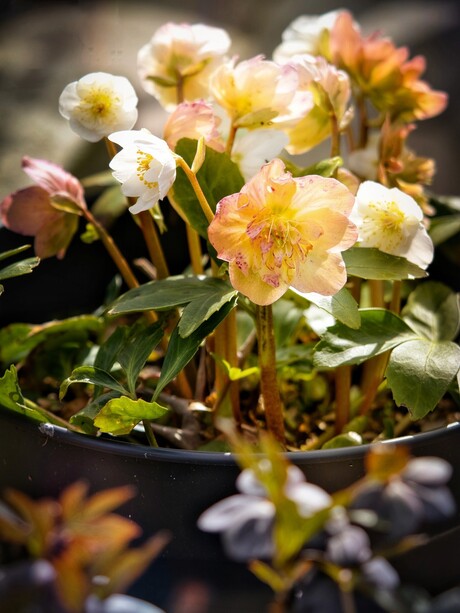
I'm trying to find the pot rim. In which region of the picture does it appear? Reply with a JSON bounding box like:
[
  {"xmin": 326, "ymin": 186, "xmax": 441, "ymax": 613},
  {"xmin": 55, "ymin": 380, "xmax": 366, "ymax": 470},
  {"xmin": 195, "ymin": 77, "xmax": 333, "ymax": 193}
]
[{"xmin": 3, "ymin": 407, "xmax": 460, "ymax": 467}]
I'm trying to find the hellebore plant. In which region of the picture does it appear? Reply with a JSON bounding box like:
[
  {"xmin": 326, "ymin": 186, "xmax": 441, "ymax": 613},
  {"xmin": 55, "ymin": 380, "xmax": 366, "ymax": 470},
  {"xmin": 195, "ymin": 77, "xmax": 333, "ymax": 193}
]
[{"xmin": 0, "ymin": 10, "xmax": 459, "ymax": 452}]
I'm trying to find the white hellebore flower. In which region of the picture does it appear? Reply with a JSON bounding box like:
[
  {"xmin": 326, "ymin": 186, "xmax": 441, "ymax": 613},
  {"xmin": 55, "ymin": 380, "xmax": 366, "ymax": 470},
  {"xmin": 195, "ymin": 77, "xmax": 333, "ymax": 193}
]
[
  {"xmin": 59, "ymin": 72, "xmax": 138, "ymax": 142},
  {"xmin": 109, "ymin": 129, "xmax": 176, "ymax": 214},
  {"xmin": 351, "ymin": 181, "xmax": 434, "ymax": 269},
  {"xmin": 231, "ymin": 129, "xmax": 289, "ymax": 181}
]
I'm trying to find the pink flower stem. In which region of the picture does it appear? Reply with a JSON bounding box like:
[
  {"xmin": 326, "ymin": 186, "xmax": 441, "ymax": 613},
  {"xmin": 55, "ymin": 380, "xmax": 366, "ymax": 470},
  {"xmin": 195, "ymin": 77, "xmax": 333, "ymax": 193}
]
[{"xmin": 256, "ymin": 304, "xmax": 285, "ymax": 444}]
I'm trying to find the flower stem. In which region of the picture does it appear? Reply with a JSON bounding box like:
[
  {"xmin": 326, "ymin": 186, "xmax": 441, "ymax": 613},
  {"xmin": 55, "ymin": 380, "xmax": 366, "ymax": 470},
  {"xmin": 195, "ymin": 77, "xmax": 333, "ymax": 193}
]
[
  {"xmin": 226, "ymin": 123, "xmax": 238, "ymax": 155},
  {"xmin": 256, "ymin": 304, "xmax": 285, "ymax": 444},
  {"xmin": 335, "ymin": 365, "xmax": 351, "ymax": 434},
  {"xmin": 330, "ymin": 113, "xmax": 341, "ymax": 158},
  {"xmin": 136, "ymin": 208, "xmax": 170, "ymax": 279},
  {"xmin": 186, "ymin": 224, "xmax": 204, "ymax": 274},
  {"xmin": 143, "ymin": 419, "xmax": 159, "ymax": 447},
  {"xmin": 225, "ymin": 307, "xmax": 242, "ymax": 426},
  {"xmin": 175, "ymin": 156, "xmax": 214, "ymax": 223}
]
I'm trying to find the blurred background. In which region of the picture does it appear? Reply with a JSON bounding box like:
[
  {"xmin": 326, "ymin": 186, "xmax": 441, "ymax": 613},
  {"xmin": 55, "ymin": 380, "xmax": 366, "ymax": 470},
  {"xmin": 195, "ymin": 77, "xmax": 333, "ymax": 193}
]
[{"xmin": 0, "ymin": 0, "xmax": 459, "ymax": 324}]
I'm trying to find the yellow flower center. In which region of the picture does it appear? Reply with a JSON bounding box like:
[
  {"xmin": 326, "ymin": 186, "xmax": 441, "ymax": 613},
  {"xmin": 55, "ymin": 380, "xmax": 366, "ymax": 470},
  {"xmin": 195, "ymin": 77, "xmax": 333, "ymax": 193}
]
[
  {"xmin": 362, "ymin": 200, "xmax": 407, "ymax": 251},
  {"xmin": 79, "ymin": 87, "xmax": 118, "ymax": 121},
  {"xmin": 247, "ymin": 208, "xmax": 313, "ymax": 276},
  {"xmin": 136, "ymin": 150, "xmax": 159, "ymax": 189}
]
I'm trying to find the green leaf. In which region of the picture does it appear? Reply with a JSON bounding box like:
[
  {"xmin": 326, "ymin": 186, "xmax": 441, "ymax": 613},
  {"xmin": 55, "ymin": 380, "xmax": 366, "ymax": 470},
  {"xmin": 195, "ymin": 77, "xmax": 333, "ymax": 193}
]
[
  {"xmin": 313, "ymin": 308, "xmax": 418, "ymax": 368},
  {"xmin": 294, "ymin": 287, "xmax": 361, "ymax": 329},
  {"xmin": 0, "ymin": 257, "xmax": 40, "ymax": 281},
  {"xmin": 386, "ymin": 339, "xmax": 460, "ymax": 419},
  {"xmin": 95, "ymin": 326, "xmax": 129, "ymax": 374},
  {"xmin": 91, "ymin": 185, "xmax": 128, "ymax": 226},
  {"xmin": 212, "ymin": 353, "xmax": 259, "ymax": 381},
  {"xmin": 69, "ymin": 390, "xmax": 121, "ymax": 434},
  {"xmin": 272, "ymin": 299, "xmax": 305, "ymax": 347},
  {"xmin": 0, "ymin": 245, "xmax": 32, "ymax": 262},
  {"xmin": 109, "ymin": 275, "xmax": 237, "ymax": 338},
  {"xmin": 118, "ymin": 322, "xmax": 164, "ymax": 394},
  {"xmin": 282, "ymin": 156, "xmax": 343, "ymax": 178},
  {"xmin": 171, "ymin": 138, "xmax": 245, "ymax": 238},
  {"xmin": 0, "ymin": 366, "xmax": 47, "ymax": 423},
  {"xmin": 60, "ymin": 366, "xmax": 129, "ymax": 399},
  {"xmin": 401, "ymin": 281, "xmax": 460, "ymax": 342},
  {"xmin": 0, "ymin": 316, "xmax": 103, "ymax": 367},
  {"xmin": 322, "ymin": 432, "xmax": 363, "ymax": 449},
  {"xmin": 343, "ymin": 247, "xmax": 427, "ymax": 280},
  {"xmin": 429, "ymin": 214, "xmax": 460, "ymax": 245},
  {"xmin": 94, "ymin": 397, "xmax": 169, "ymax": 435},
  {"xmin": 153, "ymin": 298, "xmax": 237, "ymax": 400}
]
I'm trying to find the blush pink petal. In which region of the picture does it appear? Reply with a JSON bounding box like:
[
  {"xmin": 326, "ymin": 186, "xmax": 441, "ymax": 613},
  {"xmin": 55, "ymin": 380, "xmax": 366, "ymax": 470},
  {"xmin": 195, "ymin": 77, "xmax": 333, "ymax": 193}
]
[
  {"xmin": 1, "ymin": 186, "xmax": 58, "ymax": 235},
  {"xmin": 229, "ymin": 264, "xmax": 288, "ymax": 306},
  {"xmin": 21, "ymin": 157, "xmax": 86, "ymax": 209}
]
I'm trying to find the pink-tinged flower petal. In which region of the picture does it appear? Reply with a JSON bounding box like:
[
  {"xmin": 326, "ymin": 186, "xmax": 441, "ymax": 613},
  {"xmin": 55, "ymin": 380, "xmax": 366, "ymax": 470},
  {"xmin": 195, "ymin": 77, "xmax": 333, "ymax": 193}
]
[
  {"xmin": 0, "ymin": 186, "xmax": 77, "ymax": 259},
  {"xmin": 229, "ymin": 264, "xmax": 288, "ymax": 306},
  {"xmin": 163, "ymin": 100, "xmax": 224, "ymax": 151},
  {"xmin": 208, "ymin": 159, "xmax": 357, "ymax": 305},
  {"xmin": 34, "ymin": 213, "xmax": 79, "ymax": 260},
  {"xmin": 21, "ymin": 157, "xmax": 86, "ymax": 210},
  {"xmin": 1, "ymin": 186, "xmax": 58, "ymax": 235}
]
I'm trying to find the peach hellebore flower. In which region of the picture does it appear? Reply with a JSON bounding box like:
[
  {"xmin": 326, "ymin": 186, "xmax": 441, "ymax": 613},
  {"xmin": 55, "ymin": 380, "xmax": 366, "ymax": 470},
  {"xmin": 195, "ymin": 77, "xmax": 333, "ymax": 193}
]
[
  {"xmin": 210, "ymin": 56, "xmax": 313, "ymax": 130},
  {"xmin": 109, "ymin": 129, "xmax": 177, "ymax": 214},
  {"xmin": 329, "ymin": 12, "xmax": 447, "ymax": 122},
  {"xmin": 350, "ymin": 181, "xmax": 434, "ymax": 269},
  {"xmin": 0, "ymin": 157, "xmax": 86, "ymax": 259},
  {"xmin": 59, "ymin": 72, "xmax": 138, "ymax": 142},
  {"xmin": 138, "ymin": 23, "xmax": 231, "ymax": 111},
  {"xmin": 208, "ymin": 159, "xmax": 357, "ymax": 305}
]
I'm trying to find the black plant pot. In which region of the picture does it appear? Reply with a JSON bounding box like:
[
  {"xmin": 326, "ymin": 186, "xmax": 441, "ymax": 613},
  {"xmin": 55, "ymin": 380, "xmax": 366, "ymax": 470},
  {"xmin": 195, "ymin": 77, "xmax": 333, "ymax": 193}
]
[{"xmin": 1, "ymin": 408, "xmax": 460, "ymax": 613}]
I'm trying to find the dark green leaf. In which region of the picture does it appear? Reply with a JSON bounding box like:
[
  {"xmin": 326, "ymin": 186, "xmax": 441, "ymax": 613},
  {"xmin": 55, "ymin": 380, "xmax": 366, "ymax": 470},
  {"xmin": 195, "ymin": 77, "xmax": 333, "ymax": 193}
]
[
  {"xmin": 60, "ymin": 366, "xmax": 129, "ymax": 399},
  {"xmin": 91, "ymin": 185, "xmax": 128, "ymax": 226},
  {"xmin": 386, "ymin": 339, "xmax": 460, "ymax": 419},
  {"xmin": 273, "ymin": 299, "xmax": 305, "ymax": 347},
  {"xmin": 343, "ymin": 247, "xmax": 427, "ymax": 280},
  {"xmin": 401, "ymin": 281, "xmax": 460, "ymax": 342},
  {"xmin": 171, "ymin": 138, "xmax": 244, "ymax": 237},
  {"xmin": 118, "ymin": 322, "xmax": 164, "ymax": 394},
  {"xmin": 313, "ymin": 308, "xmax": 418, "ymax": 368},
  {"xmin": 429, "ymin": 214, "xmax": 460, "ymax": 245},
  {"xmin": 94, "ymin": 397, "xmax": 169, "ymax": 435},
  {"xmin": 95, "ymin": 326, "xmax": 129, "ymax": 373},
  {"xmin": 109, "ymin": 275, "xmax": 237, "ymax": 338},
  {"xmin": 153, "ymin": 297, "xmax": 237, "ymax": 400}
]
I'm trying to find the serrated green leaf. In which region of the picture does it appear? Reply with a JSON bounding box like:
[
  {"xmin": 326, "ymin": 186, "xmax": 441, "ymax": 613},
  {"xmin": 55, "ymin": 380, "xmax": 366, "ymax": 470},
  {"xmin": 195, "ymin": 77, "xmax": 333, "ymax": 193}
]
[
  {"xmin": 94, "ymin": 397, "xmax": 169, "ymax": 435},
  {"xmin": 313, "ymin": 308, "xmax": 418, "ymax": 368},
  {"xmin": 171, "ymin": 138, "xmax": 244, "ymax": 238},
  {"xmin": 153, "ymin": 298, "xmax": 237, "ymax": 400},
  {"xmin": 0, "ymin": 257, "xmax": 40, "ymax": 281},
  {"xmin": 295, "ymin": 287, "xmax": 361, "ymax": 329},
  {"xmin": 402, "ymin": 281, "xmax": 460, "ymax": 342},
  {"xmin": 386, "ymin": 339, "xmax": 460, "ymax": 419},
  {"xmin": 60, "ymin": 366, "xmax": 129, "ymax": 399},
  {"xmin": 343, "ymin": 247, "xmax": 427, "ymax": 280}
]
